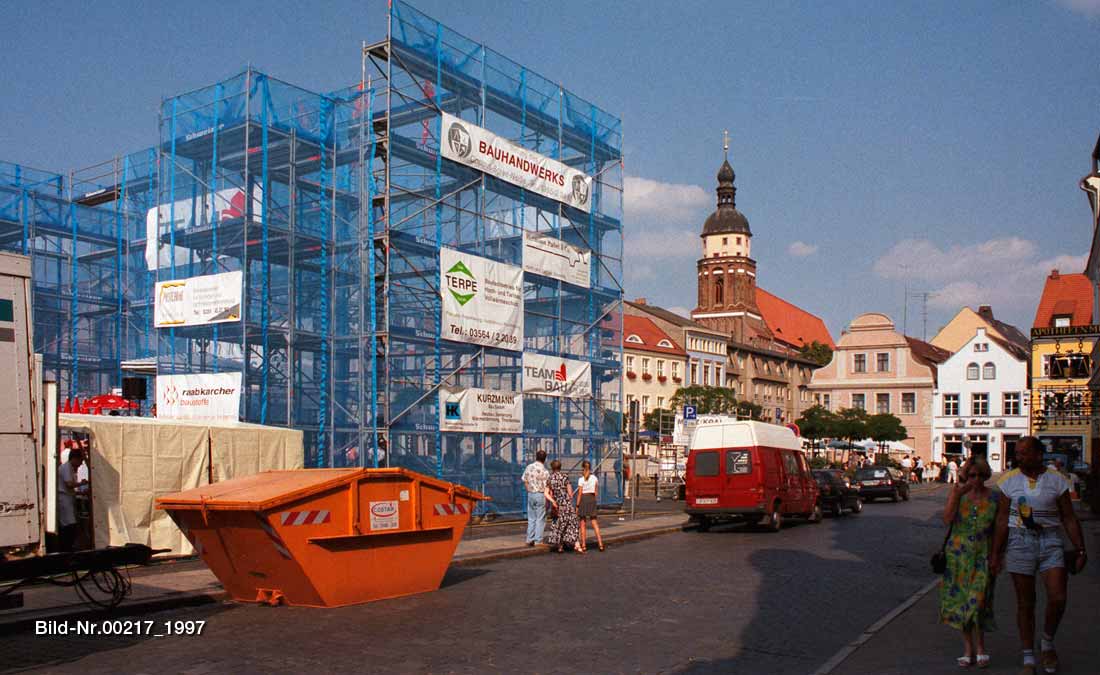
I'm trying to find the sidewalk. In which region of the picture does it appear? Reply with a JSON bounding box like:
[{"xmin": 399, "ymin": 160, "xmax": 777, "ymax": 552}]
[
  {"xmin": 0, "ymin": 509, "xmax": 687, "ymax": 633},
  {"xmin": 827, "ymin": 506, "xmax": 1100, "ymax": 675}
]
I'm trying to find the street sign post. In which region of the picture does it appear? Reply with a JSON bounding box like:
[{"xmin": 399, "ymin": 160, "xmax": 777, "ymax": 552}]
[{"xmin": 683, "ymin": 405, "xmax": 697, "ymax": 421}]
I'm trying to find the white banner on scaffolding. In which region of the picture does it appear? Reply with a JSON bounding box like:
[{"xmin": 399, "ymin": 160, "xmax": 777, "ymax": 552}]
[
  {"xmin": 154, "ymin": 271, "xmax": 242, "ymax": 328},
  {"xmin": 145, "ymin": 185, "xmax": 263, "ymax": 270},
  {"xmin": 440, "ymin": 247, "xmax": 523, "ymax": 352},
  {"xmin": 439, "ymin": 112, "xmax": 593, "ymax": 213},
  {"xmin": 522, "ymin": 352, "xmax": 592, "ymax": 399},
  {"xmin": 522, "ymin": 231, "xmax": 591, "ymax": 288},
  {"xmin": 439, "ymin": 387, "xmax": 523, "ymax": 434},
  {"xmin": 156, "ymin": 372, "xmax": 242, "ymax": 421}
]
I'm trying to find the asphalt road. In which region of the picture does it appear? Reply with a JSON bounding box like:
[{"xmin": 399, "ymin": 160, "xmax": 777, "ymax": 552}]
[{"xmin": 3, "ymin": 486, "xmax": 947, "ymax": 674}]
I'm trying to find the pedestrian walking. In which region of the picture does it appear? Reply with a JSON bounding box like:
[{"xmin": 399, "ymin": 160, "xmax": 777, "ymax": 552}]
[
  {"xmin": 521, "ymin": 450, "xmax": 549, "ymax": 547},
  {"xmin": 916, "ymin": 457, "xmax": 925, "ymax": 483},
  {"xmin": 576, "ymin": 460, "xmax": 604, "ymax": 552},
  {"xmin": 543, "ymin": 460, "xmax": 580, "ymax": 553},
  {"xmin": 991, "ymin": 437, "xmax": 1088, "ymax": 674},
  {"xmin": 939, "ymin": 456, "xmax": 997, "ymax": 669},
  {"xmin": 948, "ymin": 458, "xmax": 959, "ymax": 484}
]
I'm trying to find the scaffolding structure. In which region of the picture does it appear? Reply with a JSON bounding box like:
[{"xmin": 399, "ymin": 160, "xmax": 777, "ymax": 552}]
[{"xmin": 4, "ymin": 1, "xmax": 623, "ymax": 516}]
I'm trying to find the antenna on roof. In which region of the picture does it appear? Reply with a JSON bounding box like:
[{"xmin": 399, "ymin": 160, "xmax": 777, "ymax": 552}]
[{"xmin": 723, "ymin": 130, "xmax": 730, "ymax": 159}]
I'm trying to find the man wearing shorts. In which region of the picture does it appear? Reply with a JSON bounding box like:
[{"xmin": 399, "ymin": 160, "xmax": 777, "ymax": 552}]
[{"xmin": 991, "ymin": 437, "xmax": 1087, "ymax": 674}]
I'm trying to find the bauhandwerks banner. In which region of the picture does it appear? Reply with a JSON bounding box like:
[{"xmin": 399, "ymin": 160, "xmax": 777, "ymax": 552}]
[
  {"xmin": 156, "ymin": 372, "xmax": 242, "ymax": 421},
  {"xmin": 522, "ymin": 352, "xmax": 592, "ymax": 399},
  {"xmin": 440, "ymin": 112, "xmax": 593, "ymax": 213},
  {"xmin": 522, "ymin": 231, "xmax": 591, "ymax": 288},
  {"xmin": 441, "ymin": 247, "xmax": 523, "ymax": 351},
  {"xmin": 439, "ymin": 388, "xmax": 523, "ymax": 434},
  {"xmin": 145, "ymin": 185, "xmax": 263, "ymax": 270},
  {"xmin": 154, "ymin": 271, "xmax": 242, "ymax": 328}
]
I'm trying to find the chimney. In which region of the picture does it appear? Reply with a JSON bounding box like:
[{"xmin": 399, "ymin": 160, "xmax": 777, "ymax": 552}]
[
  {"xmin": 977, "ymin": 305, "xmax": 993, "ymax": 320},
  {"xmin": 634, "ymin": 298, "xmax": 647, "ymax": 305},
  {"xmin": 1051, "ymin": 269, "xmax": 1060, "ymax": 280}
]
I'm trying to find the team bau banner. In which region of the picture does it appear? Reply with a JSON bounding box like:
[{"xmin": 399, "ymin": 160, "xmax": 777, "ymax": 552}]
[
  {"xmin": 439, "ymin": 387, "xmax": 523, "ymax": 434},
  {"xmin": 156, "ymin": 372, "xmax": 242, "ymax": 422},
  {"xmin": 440, "ymin": 112, "xmax": 593, "ymax": 214},
  {"xmin": 522, "ymin": 353, "xmax": 592, "ymax": 399},
  {"xmin": 155, "ymin": 270, "xmax": 242, "ymax": 328}
]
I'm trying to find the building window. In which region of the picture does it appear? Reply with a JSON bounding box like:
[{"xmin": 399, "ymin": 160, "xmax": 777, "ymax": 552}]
[
  {"xmin": 642, "ymin": 395, "xmax": 650, "ymax": 413},
  {"xmin": 974, "ymin": 343, "xmax": 988, "ymax": 352},
  {"xmin": 641, "ymin": 358, "xmax": 650, "ymax": 375},
  {"xmin": 853, "ymin": 354, "xmax": 867, "ymax": 373},
  {"xmin": 736, "ymin": 236, "xmax": 741, "ymax": 245},
  {"xmin": 1044, "ymin": 353, "xmax": 1091, "ymax": 378},
  {"xmin": 1053, "ymin": 315, "xmax": 1071, "ymax": 328},
  {"xmin": 982, "ymin": 362, "xmax": 996, "ymax": 379},
  {"xmin": 944, "ymin": 433, "xmax": 964, "ymax": 456},
  {"xmin": 690, "ymin": 361, "xmax": 698, "ymax": 384},
  {"xmin": 822, "ymin": 393, "xmax": 831, "ymax": 410},
  {"xmin": 876, "ymin": 353, "xmax": 890, "ymax": 372},
  {"xmin": 739, "ymin": 381, "xmax": 745, "ymax": 395},
  {"xmin": 971, "ymin": 392, "xmax": 989, "ymax": 416},
  {"xmin": 626, "ymin": 355, "xmax": 634, "ymax": 371},
  {"xmin": 966, "ymin": 363, "xmax": 979, "ymax": 380},
  {"xmin": 876, "ymin": 393, "xmax": 890, "ymax": 414},
  {"xmin": 716, "ymin": 366, "xmax": 723, "ymax": 385},
  {"xmin": 722, "ymin": 237, "xmax": 728, "ymax": 245},
  {"xmin": 657, "ymin": 360, "xmax": 665, "ymax": 377},
  {"xmin": 671, "ymin": 362, "xmax": 679, "ymax": 379},
  {"xmin": 1003, "ymin": 392, "xmax": 1021, "ymax": 416},
  {"xmin": 852, "ymin": 393, "xmax": 866, "ymax": 410},
  {"xmin": 902, "ymin": 392, "xmax": 916, "ymax": 414},
  {"xmin": 703, "ymin": 363, "xmax": 711, "ymax": 386},
  {"xmin": 610, "ymin": 393, "xmax": 619, "ymax": 408},
  {"xmin": 943, "ymin": 394, "xmax": 959, "ymax": 416},
  {"xmin": 657, "ymin": 396, "xmax": 664, "ymax": 409},
  {"xmin": 714, "ymin": 278, "xmax": 723, "ymax": 305}
]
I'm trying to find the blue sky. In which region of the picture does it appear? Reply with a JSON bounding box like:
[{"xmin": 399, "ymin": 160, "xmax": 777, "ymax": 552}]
[{"xmin": 3, "ymin": 0, "xmax": 1099, "ymax": 340}]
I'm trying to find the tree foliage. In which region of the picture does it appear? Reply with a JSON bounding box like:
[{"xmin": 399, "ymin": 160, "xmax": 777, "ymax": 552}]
[
  {"xmin": 669, "ymin": 386, "xmax": 763, "ymax": 420},
  {"xmin": 866, "ymin": 413, "xmax": 908, "ymax": 449},
  {"xmin": 794, "ymin": 405, "xmax": 837, "ymax": 447},
  {"xmin": 832, "ymin": 407, "xmax": 870, "ymax": 443},
  {"xmin": 799, "ymin": 341, "xmax": 834, "ymax": 367},
  {"xmin": 643, "ymin": 407, "xmax": 675, "ymax": 434}
]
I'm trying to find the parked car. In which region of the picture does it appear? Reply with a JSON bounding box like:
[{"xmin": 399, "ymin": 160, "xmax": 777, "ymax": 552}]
[
  {"xmin": 852, "ymin": 467, "xmax": 909, "ymax": 502},
  {"xmin": 685, "ymin": 420, "xmax": 821, "ymax": 532},
  {"xmin": 812, "ymin": 469, "xmax": 862, "ymax": 516}
]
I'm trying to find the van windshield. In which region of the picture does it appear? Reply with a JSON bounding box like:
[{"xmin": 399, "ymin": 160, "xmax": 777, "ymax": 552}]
[
  {"xmin": 694, "ymin": 451, "xmax": 719, "ymax": 476},
  {"xmin": 726, "ymin": 450, "xmax": 751, "ymax": 474}
]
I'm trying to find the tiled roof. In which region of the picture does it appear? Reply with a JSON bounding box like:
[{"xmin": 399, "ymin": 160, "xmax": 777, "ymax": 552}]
[
  {"xmin": 626, "ymin": 301, "xmax": 726, "ymax": 335},
  {"xmin": 755, "ymin": 287, "xmax": 836, "ymax": 350},
  {"xmin": 905, "ymin": 336, "xmax": 951, "ymax": 366},
  {"xmin": 1033, "ymin": 271, "xmax": 1092, "ymax": 328},
  {"xmin": 622, "ymin": 315, "xmax": 686, "ymax": 356},
  {"xmin": 987, "ymin": 334, "xmax": 1029, "ymax": 362}
]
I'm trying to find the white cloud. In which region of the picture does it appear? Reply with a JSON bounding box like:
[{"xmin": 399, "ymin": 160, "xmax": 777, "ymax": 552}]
[
  {"xmin": 788, "ymin": 241, "xmax": 819, "ymax": 257},
  {"xmin": 873, "ymin": 237, "xmax": 1085, "ymax": 317},
  {"xmin": 624, "ymin": 175, "xmax": 710, "ymax": 222},
  {"xmin": 1058, "ymin": 0, "xmax": 1100, "ymax": 17}
]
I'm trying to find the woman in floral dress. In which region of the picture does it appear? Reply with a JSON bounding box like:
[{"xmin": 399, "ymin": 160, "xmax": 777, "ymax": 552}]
[
  {"xmin": 940, "ymin": 456, "xmax": 998, "ymax": 669},
  {"xmin": 544, "ymin": 460, "xmax": 581, "ymax": 553}
]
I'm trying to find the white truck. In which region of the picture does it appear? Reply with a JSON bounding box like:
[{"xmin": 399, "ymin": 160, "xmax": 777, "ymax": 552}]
[{"xmin": 0, "ymin": 251, "xmax": 41, "ymax": 559}]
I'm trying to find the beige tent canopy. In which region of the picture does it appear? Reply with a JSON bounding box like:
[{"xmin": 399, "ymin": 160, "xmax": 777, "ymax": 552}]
[{"xmin": 59, "ymin": 414, "xmax": 303, "ymax": 555}]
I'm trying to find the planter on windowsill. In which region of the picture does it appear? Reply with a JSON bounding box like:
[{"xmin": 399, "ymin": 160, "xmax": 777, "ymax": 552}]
[
  {"xmin": 626, "ymin": 371, "xmax": 637, "ymax": 380},
  {"xmin": 641, "ymin": 373, "xmax": 653, "ymax": 381},
  {"xmin": 657, "ymin": 375, "xmax": 667, "ymax": 383}
]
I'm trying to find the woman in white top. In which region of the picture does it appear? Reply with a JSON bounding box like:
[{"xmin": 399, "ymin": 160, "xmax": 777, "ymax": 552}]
[{"xmin": 575, "ymin": 460, "xmax": 604, "ymax": 552}]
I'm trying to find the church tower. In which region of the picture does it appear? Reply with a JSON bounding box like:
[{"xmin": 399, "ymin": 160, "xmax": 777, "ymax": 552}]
[{"xmin": 692, "ymin": 133, "xmax": 772, "ymax": 344}]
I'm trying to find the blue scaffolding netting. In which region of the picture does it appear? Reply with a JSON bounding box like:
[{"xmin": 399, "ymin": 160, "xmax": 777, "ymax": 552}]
[{"xmin": 0, "ymin": 1, "xmax": 624, "ymax": 517}]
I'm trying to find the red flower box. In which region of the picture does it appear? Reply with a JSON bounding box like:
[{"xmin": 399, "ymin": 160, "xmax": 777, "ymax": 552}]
[
  {"xmin": 672, "ymin": 376, "xmax": 682, "ymax": 383},
  {"xmin": 657, "ymin": 375, "xmax": 668, "ymax": 383},
  {"xmin": 626, "ymin": 371, "xmax": 637, "ymax": 379},
  {"xmin": 641, "ymin": 373, "xmax": 653, "ymax": 381}
]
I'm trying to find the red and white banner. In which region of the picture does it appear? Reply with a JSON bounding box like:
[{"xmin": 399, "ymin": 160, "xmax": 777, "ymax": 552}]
[
  {"xmin": 522, "ymin": 352, "xmax": 592, "ymax": 399},
  {"xmin": 155, "ymin": 372, "xmax": 241, "ymax": 421},
  {"xmin": 440, "ymin": 112, "xmax": 593, "ymax": 213}
]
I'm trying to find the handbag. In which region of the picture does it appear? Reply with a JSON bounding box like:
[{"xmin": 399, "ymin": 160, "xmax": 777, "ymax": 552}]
[{"xmin": 931, "ymin": 521, "xmax": 954, "ymax": 574}]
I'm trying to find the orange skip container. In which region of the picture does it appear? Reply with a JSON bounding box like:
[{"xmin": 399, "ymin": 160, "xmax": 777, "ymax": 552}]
[{"xmin": 155, "ymin": 468, "xmax": 489, "ymax": 607}]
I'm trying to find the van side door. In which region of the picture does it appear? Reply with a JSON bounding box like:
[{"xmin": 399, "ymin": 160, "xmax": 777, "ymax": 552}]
[
  {"xmin": 795, "ymin": 452, "xmax": 817, "ymax": 511},
  {"xmin": 780, "ymin": 450, "xmax": 802, "ymax": 512}
]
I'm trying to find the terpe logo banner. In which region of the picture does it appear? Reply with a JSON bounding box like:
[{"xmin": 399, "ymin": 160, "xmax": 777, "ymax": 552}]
[{"xmin": 444, "ymin": 260, "xmax": 477, "ymax": 306}]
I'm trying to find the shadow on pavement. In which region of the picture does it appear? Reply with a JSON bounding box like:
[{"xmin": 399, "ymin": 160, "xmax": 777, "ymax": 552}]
[{"xmin": 439, "ymin": 566, "xmax": 490, "ymax": 588}]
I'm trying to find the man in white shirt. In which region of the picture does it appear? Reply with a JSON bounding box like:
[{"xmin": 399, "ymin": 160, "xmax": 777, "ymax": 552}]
[
  {"xmin": 521, "ymin": 450, "xmax": 549, "ymax": 546},
  {"xmin": 57, "ymin": 447, "xmax": 87, "ymax": 552}
]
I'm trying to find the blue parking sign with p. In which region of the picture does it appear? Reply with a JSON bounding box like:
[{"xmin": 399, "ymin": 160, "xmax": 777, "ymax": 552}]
[{"xmin": 683, "ymin": 405, "xmax": 697, "ymax": 420}]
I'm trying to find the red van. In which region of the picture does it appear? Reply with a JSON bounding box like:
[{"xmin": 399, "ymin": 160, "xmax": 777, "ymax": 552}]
[{"xmin": 685, "ymin": 420, "xmax": 821, "ymax": 531}]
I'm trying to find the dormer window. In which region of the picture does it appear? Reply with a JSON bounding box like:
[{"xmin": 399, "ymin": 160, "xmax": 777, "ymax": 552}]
[
  {"xmin": 1053, "ymin": 315, "xmax": 1071, "ymax": 328},
  {"xmin": 626, "ymin": 334, "xmax": 643, "ymax": 344},
  {"xmin": 657, "ymin": 339, "xmax": 673, "ymax": 348}
]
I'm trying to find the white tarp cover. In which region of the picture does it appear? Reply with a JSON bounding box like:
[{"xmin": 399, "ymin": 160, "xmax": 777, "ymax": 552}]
[
  {"xmin": 440, "ymin": 112, "xmax": 593, "ymax": 213},
  {"xmin": 522, "ymin": 231, "xmax": 591, "ymax": 288},
  {"xmin": 59, "ymin": 414, "xmax": 302, "ymax": 555},
  {"xmin": 440, "ymin": 247, "xmax": 523, "ymax": 351},
  {"xmin": 154, "ymin": 270, "xmax": 242, "ymax": 328}
]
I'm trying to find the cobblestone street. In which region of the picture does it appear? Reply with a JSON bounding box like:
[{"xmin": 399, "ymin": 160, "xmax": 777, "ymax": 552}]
[{"xmin": 3, "ymin": 487, "xmax": 948, "ymax": 674}]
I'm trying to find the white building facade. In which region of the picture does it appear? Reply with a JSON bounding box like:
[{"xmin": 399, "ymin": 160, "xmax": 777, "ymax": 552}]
[{"xmin": 932, "ymin": 328, "xmax": 1029, "ymax": 472}]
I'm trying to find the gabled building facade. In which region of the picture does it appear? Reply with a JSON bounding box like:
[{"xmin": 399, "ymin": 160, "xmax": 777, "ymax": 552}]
[
  {"xmin": 809, "ymin": 312, "xmax": 950, "ymax": 461},
  {"xmin": 621, "ymin": 314, "xmax": 688, "ymax": 418},
  {"xmin": 931, "ymin": 305, "xmax": 1029, "ymax": 354},
  {"xmin": 932, "ymin": 327, "xmax": 1029, "ymax": 472}
]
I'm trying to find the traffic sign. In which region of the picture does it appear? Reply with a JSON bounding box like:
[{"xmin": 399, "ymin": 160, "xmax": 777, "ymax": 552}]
[{"xmin": 683, "ymin": 405, "xmax": 697, "ymax": 420}]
